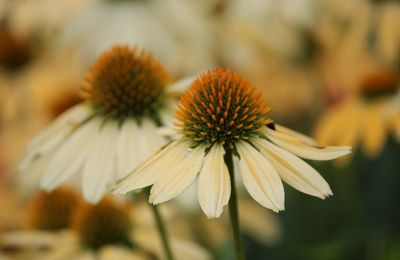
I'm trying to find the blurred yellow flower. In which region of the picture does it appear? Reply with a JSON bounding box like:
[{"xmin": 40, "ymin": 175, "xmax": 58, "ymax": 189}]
[{"xmin": 315, "ymin": 69, "xmax": 399, "ymax": 161}]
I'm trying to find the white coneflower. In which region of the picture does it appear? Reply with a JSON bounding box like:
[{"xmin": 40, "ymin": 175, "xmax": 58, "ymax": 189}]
[
  {"xmin": 0, "ymin": 193, "xmax": 210, "ymax": 260},
  {"xmin": 115, "ymin": 68, "xmax": 351, "ymax": 218},
  {"xmin": 19, "ymin": 45, "xmax": 187, "ymax": 204}
]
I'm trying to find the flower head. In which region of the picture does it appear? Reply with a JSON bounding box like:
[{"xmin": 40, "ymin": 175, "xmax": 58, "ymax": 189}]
[
  {"xmin": 72, "ymin": 198, "xmax": 132, "ymax": 250},
  {"xmin": 27, "ymin": 187, "xmax": 80, "ymax": 231},
  {"xmin": 19, "ymin": 45, "xmax": 187, "ymax": 203},
  {"xmin": 0, "ymin": 26, "xmax": 33, "ymax": 72},
  {"xmin": 82, "ymin": 45, "xmax": 172, "ymax": 124},
  {"xmin": 176, "ymin": 69, "xmax": 271, "ymax": 147},
  {"xmin": 115, "ymin": 68, "xmax": 351, "ymax": 218},
  {"xmin": 359, "ymin": 69, "xmax": 399, "ymax": 100}
]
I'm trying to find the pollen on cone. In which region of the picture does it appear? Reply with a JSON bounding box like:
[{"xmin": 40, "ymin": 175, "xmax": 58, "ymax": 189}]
[
  {"xmin": 82, "ymin": 45, "xmax": 172, "ymax": 121},
  {"xmin": 71, "ymin": 197, "xmax": 132, "ymax": 249},
  {"xmin": 175, "ymin": 68, "xmax": 272, "ymax": 146}
]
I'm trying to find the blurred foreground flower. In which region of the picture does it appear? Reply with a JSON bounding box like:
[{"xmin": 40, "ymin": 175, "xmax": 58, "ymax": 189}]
[
  {"xmin": 19, "ymin": 45, "xmax": 190, "ymax": 203},
  {"xmin": 0, "ymin": 188, "xmax": 209, "ymax": 260},
  {"xmin": 315, "ymin": 69, "xmax": 399, "ymax": 160},
  {"xmin": 115, "ymin": 68, "xmax": 351, "ymax": 218}
]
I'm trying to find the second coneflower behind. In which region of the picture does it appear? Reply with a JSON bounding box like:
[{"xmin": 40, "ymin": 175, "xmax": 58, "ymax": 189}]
[
  {"xmin": 19, "ymin": 45, "xmax": 188, "ymax": 204},
  {"xmin": 315, "ymin": 68, "xmax": 399, "ymax": 160},
  {"xmin": 115, "ymin": 68, "xmax": 351, "ymax": 217}
]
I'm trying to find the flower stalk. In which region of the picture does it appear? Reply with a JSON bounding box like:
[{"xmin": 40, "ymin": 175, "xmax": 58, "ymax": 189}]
[
  {"xmin": 146, "ymin": 189, "xmax": 175, "ymax": 260},
  {"xmin": 225, "ymin": 147, "xmax": 245, "ymax": 260}
]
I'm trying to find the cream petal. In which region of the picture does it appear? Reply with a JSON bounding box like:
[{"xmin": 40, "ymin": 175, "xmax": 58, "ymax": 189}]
[
  {"xmin": 17, "ymin": 153, "xmax": 54, "ymax": 196},
  {"xmin": 265, "ymin": 127, "xmax": 351, "ymax": 161},
  {"xmin": 22, "ymin": 127, "xmax": 72, "ymax": 168},
  {"xmin": 254, "ymin": 138, "xmax": 332, "ymax": 199},
  {"xmin": 114, "ymin": 140, "xmax": 190, "ymax": 194},
  {"xmin": 0, "ymin": 230, "xmax": 57, "ymax": 249},
  {"xmin": 45, "ymin": 232, "xmax": 82, "ymax": 260},
  {"xmin": 40, "ymin": 119, "xmax": 101, "ymax": 191},
  {"xmin": 82, "ymin": 122, "xmax": 118, "ymax": 204},
  {"xmin": 197, "ymin": 145, "xmax": 231, "ymax": 218},
  {"xmin": 274, "ymin": 124, "xmax": 317, "ymax": 146},
  {"xmin": 236, "ymin": 142, "xmax": 284, "ymax": 212},
  {"xmin": 362, "ymin": 103, "xmax": 386, "ymax": 157},
  {"xmin": 99, "ymin": 246, "xmax": 146, "ymax": 260},
  {"xmin": 166, "ymin": 76, "xmax": 196, "ymax": 94},
  {"xmin": 149, "ymin": 146, "xmax": 205, "ymax": 204},
  {"xmin": 137, "ymin": 120, "xmax": 166, "ymax": 164},
  {"xmin": 116, "ymin": 120, "xmax": 140, "ymax": 180},
  {"xmin": 26, "ymin": 104, "xmax": 92, "ymax": 154}
]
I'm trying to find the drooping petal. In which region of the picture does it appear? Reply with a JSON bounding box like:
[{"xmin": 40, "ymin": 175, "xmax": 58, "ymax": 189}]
[
  {"xmin": 40, "ymin": 119, "xmax": 100, "ymax": 191},
  {"xmin": 274, "ymin": 124, "xmax": 317, "ymax": 146},
  {"xmin": 26, "ymin": 104, "xmax": 92, "ymax": 155},
  {"xmin": 82, "ymin": 121, "xmax": 118, "ymax": 204},
  {"xmin": 17, "ymin": 153, "xmax": 53, "ymax": 195},
  {"xmin": 0, "ymin": 230, "xmax": 57, "ymax": 249},
  {"xmin": 116, "ymin": 120, "xmax": 140, "ymax": 179},
  {"xmin": 253, "ymin": 137, "xmax": 332, "ymax": 199},
  {"xmin": 362, "ymin": 102, "xmax": 386, "ymax": 157},
  {"xmin": 197, "ymin": 144, "xmax": 231, "ymax": 218},
  {"xmin": 265, "ymin": 127, "xmax": 351, "ymax": 161},
  {"xmin": 236, "ymin": 142, "xmax": 284, "ymax": 212},
  {"xmin": 149, "ymin": 145, "xmax": 205, "ymax": 204},
  {"xmin": 113, "ymin": 140, "xmax": 190, "ymax": 194},
  {"xmin": 137, "ymin": 120, "xmax": 166, "ymax": 164},
  {"xmin": 314, "ymin": 101, "xmax": 360, "ymax": 147}
]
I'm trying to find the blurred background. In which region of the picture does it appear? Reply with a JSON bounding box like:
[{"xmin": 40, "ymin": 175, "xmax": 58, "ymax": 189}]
[{"xmin": 0, "ymin": 0, "xmax": 399, "ymax": 259}]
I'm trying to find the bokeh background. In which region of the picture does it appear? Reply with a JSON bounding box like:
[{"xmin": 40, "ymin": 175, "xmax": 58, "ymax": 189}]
[{"xmin": 0, "ymin": 0, "xmax": 399, "ymax": 259}]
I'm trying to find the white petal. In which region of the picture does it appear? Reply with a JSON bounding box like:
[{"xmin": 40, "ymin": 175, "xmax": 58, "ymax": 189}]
[
  {"xmin": 27, "ymin": 104, "xmax": 92, "ymax": 154},
  {"xmin": 114, "ymin": 140, "xmax": 190, "ymax": 194},
  {"xmin": 265, "ymin": 127, "xmax": 351, "ymax": 160},
  {"xmin": 149, "ymin": 147, "xmax": 205, "ymax": 204},
  {"xmin": 166, "ymin": 76, "xmax": 196, "ymax": 94},
  {"xmin": 137, "ymin": 120, "xmax": 166, "ymax": 164},
  {"xmin": 236, "ymin": 142, "xmax": 285, "ymax": 212},
  {"xmin": 40, "ymin": 119, "xmax": 101, "ymax": 191},
  {"xmin": 0, "ymin": 230, "xmax": 57, "ymax": 249},
  {"xmin": 82, "ymin": 121, "xmax": 118, "ymax": 204},
  {"xmin": 116, "ymin": 120, "xmax": 140, "ymax": 179},
  {"xmin": 274, "ymin": 124, "xmax": 317, "ymax": 145},
  {"xmin": 17, "ymin": 153, "xmax": 54, "ymax": 196},
  {"xmin": 197, "ymin": 144, "xmax": 231, "ymax": 218},
  {"xmin": 149, "ymin": 145, "xmax": 205, "ymax": 204},
  {"xmin": 254, "ymin": 138, "xmax": 332, "ymax": 199}
]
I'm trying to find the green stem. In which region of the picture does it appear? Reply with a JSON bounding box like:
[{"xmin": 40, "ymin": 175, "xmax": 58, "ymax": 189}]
[
  {"xmin": 149, "ymin": 200, "xmax": 175, "ymax": 260},
  {"xmin": 225, "ymin": 148, "xmax": 245, "ymax": 260}
]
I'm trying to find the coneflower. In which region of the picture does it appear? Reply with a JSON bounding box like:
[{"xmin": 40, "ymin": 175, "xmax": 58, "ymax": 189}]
[
  {"xmin": 19, "ymin": 45, "xmax": 191, "ymax": 260},
  {"xmin": 316, "ymin": 68, "xmax": 399, "ymax": 159},
  {"xmin": 115, "ymin": 68, "xmax": 351, "ymax": 259},
  {"xmin": 20, "ymin": 45, "xmax": 186, "ymax": 203}
]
